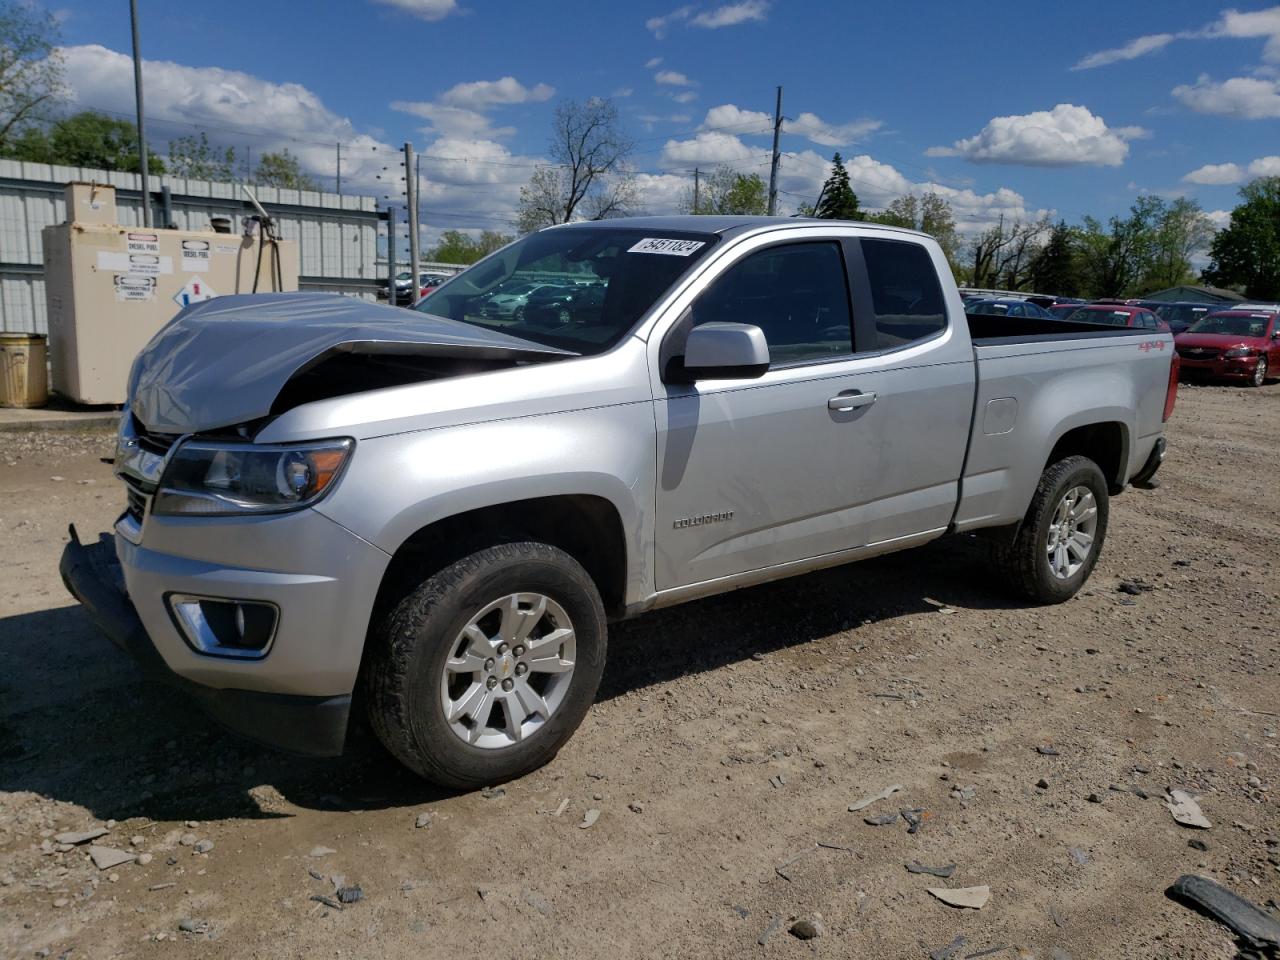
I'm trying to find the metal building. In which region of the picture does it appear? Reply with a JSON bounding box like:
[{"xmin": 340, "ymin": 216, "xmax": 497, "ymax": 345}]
[{"xmin": 1, "ymin": 158, "xmax": 385, "ymax": 334}]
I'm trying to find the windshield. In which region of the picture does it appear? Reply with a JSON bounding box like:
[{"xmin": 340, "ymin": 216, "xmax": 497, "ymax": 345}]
[
  {"xmin": 414, "ymin": 227, "xmax": 719, "ymax": 354},
  {"xmin": 1066, "ymin": 308, "xmax": 1130, "ymax": 326},
  {"xmin": 1188, "ymin": 314, "xmax": 1271, "ymax": 337}
]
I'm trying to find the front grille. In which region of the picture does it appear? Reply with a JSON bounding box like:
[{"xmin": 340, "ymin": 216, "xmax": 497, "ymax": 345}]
[
  {"xmin": 125, "ymin": 483, "xmax": 147, "ymax": 523},
  {"xmin": 1177, "ymin": 346, "xmax": 1220, "ymax": 360},
  {"xmin": 133, "ymin": 418, "xmax": 180, "ymax": 457}
]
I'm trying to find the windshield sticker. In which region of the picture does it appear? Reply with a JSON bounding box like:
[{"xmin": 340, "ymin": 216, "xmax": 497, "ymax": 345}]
[{"xmin": 628, "ymin": 237, "xmax": 706, "ymax": 256}]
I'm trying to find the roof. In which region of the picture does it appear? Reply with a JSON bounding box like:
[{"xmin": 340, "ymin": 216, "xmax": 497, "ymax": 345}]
[
  {"xmin": 1142, "ymin": 285, "xmax": 1246, "ymax": 303},
  {"xmin": 548, "ymin": 215, "xmax": 930, "ymax": 242}
]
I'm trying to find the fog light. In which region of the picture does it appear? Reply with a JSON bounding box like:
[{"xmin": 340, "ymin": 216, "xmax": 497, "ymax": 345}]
[{"xmin": 168, "ymin": 595, "xmax": 278, "ymax": 659}]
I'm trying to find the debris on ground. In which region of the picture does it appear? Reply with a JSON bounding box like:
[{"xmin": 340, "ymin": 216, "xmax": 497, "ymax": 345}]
[
  {"xmin": 1068, "ymin": 847, "xmax": 1089, "ymax": 865},
  {"xmin": 901, "ymin": 808, "xmax": 927, "ymax": 834},
  {"xmin": 847, "ymin": 783, "xmax": 902, "ymax": 812},
  {"xmin": 88, "ymin": 846, "xmax": 136, "ymax": 870},
  {"xmin": 307, "ymin": 846, "xmax": 336, "ymax": 858},
  {"xmin": 53, "ymin": 828, "xmax": 108, "ymax": 845},
  {"xmin": 310, "ymin": 895, "xmax": 342, "ymax": 910},
  {"xmin": 415, "ymin": 812, "xmax": 432, "ymax": 829},
  {"xmin": 907, "ymin": 861, "xmax": 957, "ymax": 878},
  {"xmin": 928, "ymin": 933, "xmax": 967, "ymax": 960},
  {"xmin": 336, "ymin": 885, "xmax": 363, "ymax": 904},
  {"xmin": 193, "ymin": 839, "xmax": 214, "ymax": 854},
  {"xmin": 774, "ymin": 846, "xmax": 816, "ymax": 881},
  {"xmin": 580, "ymin": 809, "xmax": 600, "ymax": 829},
  {"xmin": 1166, "ymin": 789, "xmax": 1212, "ymax": 829},
  {"xmin": 177, "ymin": 918, "xmax": 210, "ymax": 935},
  {"xmin": 523, "ymin": 889, "xmax": 553, "ymax": 917},
  {"xmin": 789, "ymin": 916, "xmax": 825, "ymax": 940},
  {"xmin": 1167, "ymin": 874, "xmax": 1280, "ymax": 951},
  {"xmin": 864, "ymin": 812, "xmax": 899, "ymax": 826},
  {"xmin": 757, "ymin": 916, "xmax": 783, "ymax": 946},
  {"xmin": 480, "ymin": 785, "xmax": 506, "ymax": 800},
  {"xmin": 1036, "ymin": 745, "xmax": 1060, "ymax": 756},
  {"xmin": 927, "ymin": 885, "xmax": 990, "ymax": 910}
]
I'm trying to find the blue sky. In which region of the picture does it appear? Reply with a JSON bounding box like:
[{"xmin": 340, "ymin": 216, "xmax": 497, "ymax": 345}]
[{"xmin": 45, "ymin": 0, "xmax": 1280, "ymax": 244}]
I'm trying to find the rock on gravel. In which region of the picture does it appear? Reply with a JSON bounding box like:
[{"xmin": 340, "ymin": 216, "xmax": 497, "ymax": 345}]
[
  {"xmin": 928, "ymin": 886, "xmax": 991, "ymax": 910},
  {"xmin": 88, "ymin": 846, "xmax": 136, "ymax": 870}
]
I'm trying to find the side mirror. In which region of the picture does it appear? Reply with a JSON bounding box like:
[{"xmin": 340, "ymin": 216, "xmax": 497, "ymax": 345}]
[{"xmin": 678, "ymin": 322, "xmax": 770, "ymax": 381}]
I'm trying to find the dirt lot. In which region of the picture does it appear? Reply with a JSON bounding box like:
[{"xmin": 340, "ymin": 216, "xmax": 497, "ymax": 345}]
[{"xmin": 1, "ymin": 382, "xmax": 1277, "ymax": 960}]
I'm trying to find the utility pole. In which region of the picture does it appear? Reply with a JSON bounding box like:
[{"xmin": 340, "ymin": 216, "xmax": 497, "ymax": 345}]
[
  {"xmin": 404, "ymin": 142, "xmax": 420, "ymax": 282},
  {"xmin": 415, "ymin": 152, "xmax": 423, "ymax": 262},
  {"xmin": 335, "ymin": 143, "xmax": 342, "ymax": 195},
  {"xmin": 129, "ymin": 0, "xmax": 151, "ymax": 227},
  {"xmin": 693, "ymin": 167, "xmax": 701, "ymax": 213},
  {"xmin": 386, "ymin": 206, "xmax": 397, "ymax": 303},
  {"xmin": 767, "ymin": 85, "xmax": 783, "ymax": 217}
]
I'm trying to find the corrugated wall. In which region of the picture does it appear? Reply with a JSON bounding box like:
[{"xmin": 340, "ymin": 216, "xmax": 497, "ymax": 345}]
[{"xmin": 0, "ymin": 159, "xmax": 385, "ymax": 333}]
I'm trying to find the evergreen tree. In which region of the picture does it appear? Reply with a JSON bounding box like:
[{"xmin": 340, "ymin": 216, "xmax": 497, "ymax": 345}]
[
  {"xmin": 813, "ymin": 153, "xmax": 860, "ymax": 220},
  {"xmin": 1027, "ymin": 221, "xmax": 1079, "ymax": 296}
]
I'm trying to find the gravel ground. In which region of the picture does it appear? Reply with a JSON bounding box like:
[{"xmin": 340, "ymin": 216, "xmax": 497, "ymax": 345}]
[{"xmin": 1, "ymin": 381, "xmax": 1277, "ymax": 960}]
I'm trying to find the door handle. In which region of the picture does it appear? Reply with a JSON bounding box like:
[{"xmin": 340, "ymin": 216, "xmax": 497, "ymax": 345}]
[{"xmin": 828, "ymin": 390, "xmax": 876, "ymax": 412}]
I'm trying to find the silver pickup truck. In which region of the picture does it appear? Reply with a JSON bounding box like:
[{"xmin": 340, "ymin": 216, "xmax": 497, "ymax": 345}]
[{"xmin": 62, "ymin": 216, "xmax": 1178, "ymax": 787}]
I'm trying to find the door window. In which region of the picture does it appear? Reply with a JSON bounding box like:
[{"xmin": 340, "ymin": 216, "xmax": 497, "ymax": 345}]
[
  {"xmin": 691, "ymin": 242, "xmax": 853, "ymax": 365},
  {"xmin": 859, "ymin": 238, "xmax": 947, "ymax": 350}
]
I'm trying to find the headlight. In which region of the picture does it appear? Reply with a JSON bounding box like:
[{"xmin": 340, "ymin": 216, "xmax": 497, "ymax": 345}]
[
  {"xmin": 153, "ymin": 439, "xmax": 353, "ymax": 516},
  {"xmin": 1223, "ymin": 347, "xmax": 1255, "ymax": 359}
]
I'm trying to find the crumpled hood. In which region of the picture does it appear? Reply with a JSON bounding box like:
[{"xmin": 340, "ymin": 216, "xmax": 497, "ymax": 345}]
[{"xmin": 129, "ymin": 293, "xmax": 572, "ymax": 434}]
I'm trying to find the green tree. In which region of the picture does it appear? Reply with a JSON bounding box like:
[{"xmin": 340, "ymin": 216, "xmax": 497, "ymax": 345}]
[
  {"xmin": 1027, "ymin": 221, "xmax": 1079, "ymax": 296},
  {"xmin": 427, "ymin": 229, "xmax": 513, "ymax": 264},
  {"xmin": 517, "ymin": 98, "xmax": 637, "ymax": 232},
  {"xmin": 868, "ymin": 193, "xmax": 959, "ymax": 270},
  {"xmin": 8, "ymin": 110, "xmax": 165, "ymax": 172},
  {"xmin": 681, "ymin": 166, "xmax": 767, "ymax": 215},
  {"xmin": 1140, "ymin": 197, "xmax": 1215, "ymax": 292},
  {"xmin": 1074, "ymin": 196, "xmax": 1166, "ymax": 297},
  {"xmin": 167, "ymin": 132, "xmax": 237, "ymax": 181},
  {"xmin": 0, "ymin": 0, "xmax": 64, "ymax": 152},
  {"xmin": 254, "ymin": 148, "xmax": 318, "ymax": 190},
  {"xmin": 813, "ymin": 153, "xmax": 860, "ymax": 220},
  {"xmin": 1202, "ymin": 178, "xmax": 1280, "ymax": 299}
]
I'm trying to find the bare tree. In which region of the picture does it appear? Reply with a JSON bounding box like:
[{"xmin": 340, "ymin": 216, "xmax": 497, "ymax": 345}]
[
  {"xmin": 967, "ymin": 216, "xmax": 1050, "ymax": 289},
  {"xmin": 516, "ymin": 98, "xmax": 635, "ymax": 232},
  {"xmin": 0, "ymin": 1, "xmax": 65, "ymax": 152}
]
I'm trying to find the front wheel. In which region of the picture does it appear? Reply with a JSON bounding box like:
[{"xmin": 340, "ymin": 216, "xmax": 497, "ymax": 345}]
[
  {"xmin": 1250, "ymin": 356, "xmax": 1268, "ymax": 387},
  {"xmin": 992, "ymin": 455, "xmax": 1110, "ymax": 604},
  {"xmin": 365, "ymin": 542, "xmax": 607, "ymax": 788}
]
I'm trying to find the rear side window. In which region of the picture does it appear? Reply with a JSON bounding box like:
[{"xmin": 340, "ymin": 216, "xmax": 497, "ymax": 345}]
[
  {"xmin": 859, "ymin": 238, "xmax": 946, "ymax": 350},
  {"xmin": 692, "ymin": 241, "xmax": 853, "ymax": 366}
]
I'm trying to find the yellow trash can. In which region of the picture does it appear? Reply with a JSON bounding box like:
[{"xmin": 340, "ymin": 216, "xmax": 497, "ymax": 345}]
[{"xmin": 0, "ymin": 333, "xmax": 49, "ymax": 408}]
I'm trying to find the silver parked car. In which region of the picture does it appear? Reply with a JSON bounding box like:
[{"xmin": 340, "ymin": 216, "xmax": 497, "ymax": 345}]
[{"xmin": 63, "ymin": 216, "xmax": 1176, "ymax": 788}]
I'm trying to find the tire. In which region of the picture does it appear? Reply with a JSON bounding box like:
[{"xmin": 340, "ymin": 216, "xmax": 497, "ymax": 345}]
[
  {"xmin": 513, "ymin": 305, "xmax": 524, "ymax": 322},
  {"xmin": 556, "ymin": 306, "xmax": 572, "ymax": 324},
  {"xmin": 992, "ymin": 455, "xmax": 1110, "ymax": 605},
  {"xmin": 365, "ymin": 542, "xmax": 607, "ymax": 788},
  {"xmin": 1249, "ymin": 356, "xmax": 1267, "ymax": 387}
]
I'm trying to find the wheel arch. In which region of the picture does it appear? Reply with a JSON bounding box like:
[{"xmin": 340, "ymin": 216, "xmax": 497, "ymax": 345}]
[{"xmin": 1044, "ymin": 419, "xmax": 1130, "ymax": 494}]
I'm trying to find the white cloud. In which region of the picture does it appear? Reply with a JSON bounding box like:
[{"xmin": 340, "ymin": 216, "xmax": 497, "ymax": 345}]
[
  {"xmin": 700, "ymin": 103, "xmax": 773, "ymax": 133},
  {"xmin": 1183, "ymin": 161, "xmax": 1244, "ymax": 184},
  {"xmin": 691, "ymin": 1, "xmax": 769, "ymax": 28},
  {"xmin": 391, "ymin": 100, "xmax": 513, "ymax": 140},
  {"xmin": 613, "ymin": 87, "xmax": 634, "ymax": 98},
  {"xmin": 671, "ymin": 91, "xmax": 698, "ymax": 104},
  {"xmin": 1073, "ymin": 6, "xmax": 1280, "ymax": 72},
  {"xmin": 1203, "ymin": 5, "xmax": 1280, "ymax": 62},
  {"xmin": 1072, "ymin": 33, "xmax": 1175, "ymax": 70},
  {"xmin": 644, "ymin": 57, "xmax": 664, "ymax": 69},
  {"xmin": 631, "ymin": 172, "xmax": 693, "ymax": 214},
  {"xmin": 928, "ymin": 103, "xmax": 1146, "ymax": 167},
  {"xmin": 438, "ymin": 76, "xmax": 554, "ymax": 109},
  {"xmin": 646, "ymin": 6, "xmax": 693, "ymax": 38},
  {"xmin": 371, "ymin": 0, "xmax": 460, "ymax": 21},
  {"xmin": 655, "ymin": 70, "xmax": 693, "ymax": 86},
  {"xmin": 1206, "ymin": 209, "xmax": 1233, "ymax": 229},
  {"xmin": 1173, "ymin": 74, "xmax": 1280, "ymax": 118},
  {"xmin": 656, "ymin": 129, "xmax": 1041, "ymax": 231},
  {"xmin": 58, "ymin": 44, "xmax": 392, "ymax": 191},
  {"xmin": 786, "ymin": 111, "xmax": 881, "ymax": 147},
  {"xmin": 1248, "ymin": 154, "xmax": 1280, "ymax": 176}
]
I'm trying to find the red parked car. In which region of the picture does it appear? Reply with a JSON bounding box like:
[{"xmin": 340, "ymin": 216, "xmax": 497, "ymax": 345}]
[
  {"xmin": 1063, "ymin": 304, "xmax": 1170, "ymax": 332},
  {"xmin": 1174, "ymin": 310, "xmax": 1279, "ymax": 387}
]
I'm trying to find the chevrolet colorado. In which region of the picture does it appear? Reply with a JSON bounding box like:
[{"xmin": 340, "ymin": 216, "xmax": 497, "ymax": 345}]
[{"xmin": 62, "ymin": 216, "xmax": 1178, "ymax": 787}]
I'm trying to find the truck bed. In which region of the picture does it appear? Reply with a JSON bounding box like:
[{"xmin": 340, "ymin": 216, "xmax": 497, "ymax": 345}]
[{"xmin": 965, "ymin": 312, "xmax": 1152, "ymax": 343}]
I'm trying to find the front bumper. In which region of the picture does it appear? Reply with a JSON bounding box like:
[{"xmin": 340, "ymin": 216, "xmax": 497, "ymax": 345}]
[
  {"xmin": 59, "ymin": 527, "xmax": 356, "ymax": 757},
  {"xmin": 1177, "ymin": 355, "xmax": 1261, "ymax": 380}
]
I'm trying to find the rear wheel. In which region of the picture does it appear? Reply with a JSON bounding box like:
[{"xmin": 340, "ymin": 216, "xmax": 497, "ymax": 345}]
[
  {"xmin": 365, "ymin": 542, "xmax": 607, "ymax": 788},
  {"xmin": 992, "ymin": 455, "xmax": 1109, "ymax": 604}
]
